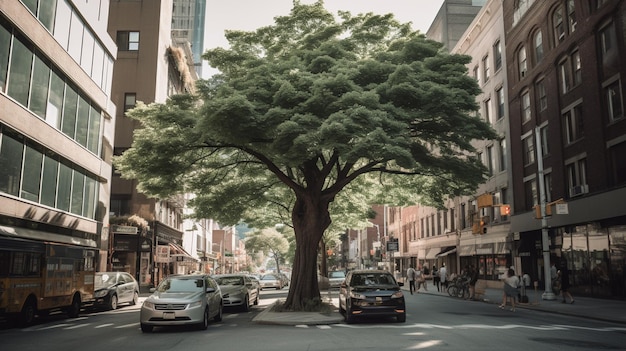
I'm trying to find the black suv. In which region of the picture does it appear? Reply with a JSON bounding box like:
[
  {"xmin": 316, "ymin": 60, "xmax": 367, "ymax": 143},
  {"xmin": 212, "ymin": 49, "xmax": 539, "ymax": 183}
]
[{"xmin": 338, "ymin": 270, "xmax": 406, "ymax": 323}]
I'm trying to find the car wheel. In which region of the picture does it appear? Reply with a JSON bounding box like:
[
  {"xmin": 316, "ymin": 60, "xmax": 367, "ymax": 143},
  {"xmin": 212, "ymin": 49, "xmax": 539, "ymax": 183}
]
[
  {"xmin": 66, "ymin": 295, "xmax": 81, "ymax": 318},
  {"xmin": 140, "ymin": 323, "xmax": 153, "ymax": 333},
  {"xmin": 130, "ymin": 291, "xmax": 139, "ymax": 305},
  {"xmin": 213, "ymin": 302, "xmax": 223, "ymax": 322},
  {"xmin": 108, "ymin": 294, "xmax": 118, "ymax": 310},
  {"xmin": 242, "ymin": 295, "xmax": 250, "ymax": 312},
  {"xmin": 344, "ymin": 305, "xmax": 356, "ymax": 324},
  {"xmin": 18, "ymin": 299, "xmax": 37, "ymax": 327},
  {"xmin": 397, "ymin": 313, "xmax": 406, "ymax": 323},
  {"xmin": 198, "ymin": 308, "xmax": 209, "ymax": 330}
]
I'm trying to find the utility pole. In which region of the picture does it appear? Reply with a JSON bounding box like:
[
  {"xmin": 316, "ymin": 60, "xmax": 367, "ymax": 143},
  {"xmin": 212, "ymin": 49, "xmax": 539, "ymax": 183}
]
[{"xmin": 535, "ymin": 126, "xmax": 556, "ymax": 300}]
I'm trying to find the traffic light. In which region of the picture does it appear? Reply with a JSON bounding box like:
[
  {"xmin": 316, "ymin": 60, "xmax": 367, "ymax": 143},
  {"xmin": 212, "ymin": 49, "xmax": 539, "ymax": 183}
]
[
  {"xmin": 479, "ymin": 217, "xmax": 487, "ymax": 234},
  {"xmin": 501, "ymin": 204, "xmax": 511, "ymax": 216},
  {"xmin": 472, "ymin": 215, "xmax": 488, "ymax": 234}
]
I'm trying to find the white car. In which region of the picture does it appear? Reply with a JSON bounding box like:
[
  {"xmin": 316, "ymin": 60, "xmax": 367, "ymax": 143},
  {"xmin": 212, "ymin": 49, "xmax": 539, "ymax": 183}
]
[
  {"xmin": 328, "ymin": 270, "xmax": 346, "ymax": 289},
  {"xmin": 140, "ymin": 274, "xmax": 223, "ymax": 332},
  {"xmin": 214, "ymin": 274, "xmax": 259, "ymax": 311}
]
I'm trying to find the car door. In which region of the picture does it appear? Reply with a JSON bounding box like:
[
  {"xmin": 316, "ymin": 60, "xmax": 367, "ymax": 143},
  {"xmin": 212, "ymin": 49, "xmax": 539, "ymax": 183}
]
[
  {"xmin": 118, "ymin": 273, "xmax": 133, "ymax": 304},
  {"xmin": 205, "ymin": 277, "xmax": 221, "ymax": 318},
  {"xmin": 244, "ymin": 276, "xmax": 256, "ymax": 303}
]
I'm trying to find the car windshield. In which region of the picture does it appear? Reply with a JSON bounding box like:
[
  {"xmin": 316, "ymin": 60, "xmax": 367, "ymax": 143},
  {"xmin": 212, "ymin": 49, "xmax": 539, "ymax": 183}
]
[
  {"xmin": 95, "ymin": 273, "xmax": 117, "ymax": 289},
  {"xmin": 216, "ymin": 276, "xmax": 244, "ymax": 285},
  {"xmin": 157, "ymin": 278, "xmax": 204, "ymax": 292},
  {"xmin": 351, "ymin": 273, "xmax": 395, "ymax": 286},
  {"xmin": 261, "ymin": 275, "xmax": 277, "ymax": 281},
  {"xmin": 329, "ymin": 271, "xmax": 345, "ymax": 279}
]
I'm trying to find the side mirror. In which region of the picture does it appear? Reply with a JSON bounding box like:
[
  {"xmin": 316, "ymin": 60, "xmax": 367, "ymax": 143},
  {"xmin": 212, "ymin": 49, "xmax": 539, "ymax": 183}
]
[{"xmin": 398, "ymin": 282, "xmax": 404, "ymax": 287}]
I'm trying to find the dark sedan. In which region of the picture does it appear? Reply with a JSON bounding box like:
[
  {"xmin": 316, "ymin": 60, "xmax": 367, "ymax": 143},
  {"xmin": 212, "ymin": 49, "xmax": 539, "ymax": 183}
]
[
  {"xmin": 338, "ymin": 270, "xmax": 406, "ymax": 323},
  {"xmin": 93, "ymin": 272, "xmax": 140, "ymax": 310}
]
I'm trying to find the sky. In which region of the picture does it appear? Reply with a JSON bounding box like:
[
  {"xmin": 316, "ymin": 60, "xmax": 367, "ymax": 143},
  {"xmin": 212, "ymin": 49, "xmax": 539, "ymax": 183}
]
[{"xmin": 203, "ymin": 0, "xmax": 446, "ymax": 77}]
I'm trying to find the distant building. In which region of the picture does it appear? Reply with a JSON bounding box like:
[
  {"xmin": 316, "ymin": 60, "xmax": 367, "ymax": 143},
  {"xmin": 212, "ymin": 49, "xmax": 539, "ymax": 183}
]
[
  {"xmin": 172, "ymin": 0, "xmax": 207, "ymax": 77},
  {"xmin": 426, "ymin": 0, "xmax": 487, "ymax": 51}
]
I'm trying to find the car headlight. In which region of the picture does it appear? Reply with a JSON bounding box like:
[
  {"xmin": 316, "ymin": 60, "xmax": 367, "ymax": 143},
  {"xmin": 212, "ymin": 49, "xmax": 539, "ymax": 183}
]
[
  {"xmin": 188, "ymin": 300, "xmax": 202, "ymax": 308},
  {"xmin": 349, "ymin": 291, "xmax": 366, "ymax": 299},
  {"xmin": 391, "ymin": 291, "xmax": 404, "ymax": 299},
  {"xmin": 94, "ymin": 290, "xmax": 108, "ymax": 298},
  {"xmin": 143, "ymin": 301, "xmax": 154, "ymax": 309}
]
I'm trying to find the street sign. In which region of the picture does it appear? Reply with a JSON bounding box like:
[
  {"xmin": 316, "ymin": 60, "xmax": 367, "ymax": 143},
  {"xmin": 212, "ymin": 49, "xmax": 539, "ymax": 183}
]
[
  {"xmin": 386, "ymin": 240, "xmax": 399, "ymax": 252},
  {"xmin": 556, "ymin": 203, "xmax": 569, "ymax": 215}
]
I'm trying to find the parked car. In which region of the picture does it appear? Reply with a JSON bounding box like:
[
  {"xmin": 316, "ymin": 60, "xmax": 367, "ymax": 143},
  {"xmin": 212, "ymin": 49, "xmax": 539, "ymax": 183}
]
[
  {"xmin": 140, "ymin": 274, "xmax": 223, "ymax": 332},
  {"xmin": 259, "ymin": 273, "xmax": 283, "ymax": 290},
  {"xmin": 93, "ymin": 272, "xmax": 140, "ymax": 310},
  {"xmin": 327, "ymin": 270, "xmax": 346, "ymax": 289},
  {"xmin": 339, "ymin": 270, "xmax": 406, "ymax": 323},
  {"xmin": 247, "ymin": 275, "xmax": 261, "ymax": 295},
  {"xmin": 213, "ymin": 274, "xmax": 259, "ymax": 311}
]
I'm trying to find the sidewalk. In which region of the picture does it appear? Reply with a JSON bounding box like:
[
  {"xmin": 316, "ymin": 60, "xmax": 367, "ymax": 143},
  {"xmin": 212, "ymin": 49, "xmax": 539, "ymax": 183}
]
[{"xmin": 252, "ymin": 285, "xmax": 626, "ymax": 325}]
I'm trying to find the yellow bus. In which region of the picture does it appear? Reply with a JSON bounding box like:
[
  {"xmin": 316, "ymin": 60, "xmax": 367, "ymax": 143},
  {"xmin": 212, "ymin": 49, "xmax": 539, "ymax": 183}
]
[{"xmin": 0, "ymin": 236, "xmax": 97, "ymax": 326}]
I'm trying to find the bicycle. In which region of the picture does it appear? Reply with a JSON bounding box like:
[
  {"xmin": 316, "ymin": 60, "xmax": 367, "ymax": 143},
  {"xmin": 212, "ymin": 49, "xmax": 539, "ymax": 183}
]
[{"xmin": 447, "ymin": 276, "xmax": 471, "ymax": 299}]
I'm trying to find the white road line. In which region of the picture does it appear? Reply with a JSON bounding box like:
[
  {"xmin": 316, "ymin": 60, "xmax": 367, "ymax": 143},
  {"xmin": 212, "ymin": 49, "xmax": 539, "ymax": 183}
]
[
  {"xmin": 95, "ymin": 323, "xmax": 114, "ymax": 328},
  {"xmin": 114, "ymin": 323, "xmax": 139, "ymax": 328},
  {"xmin": 65, "ymin": 323, "xmax": 91, "ymax": 330}
]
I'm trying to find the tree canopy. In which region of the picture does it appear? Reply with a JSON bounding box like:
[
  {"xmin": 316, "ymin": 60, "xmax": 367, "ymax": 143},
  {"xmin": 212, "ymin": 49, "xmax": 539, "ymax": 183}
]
[{"xmin": 114, "ymin": 1, "xmax": 497, "ymax": 310}]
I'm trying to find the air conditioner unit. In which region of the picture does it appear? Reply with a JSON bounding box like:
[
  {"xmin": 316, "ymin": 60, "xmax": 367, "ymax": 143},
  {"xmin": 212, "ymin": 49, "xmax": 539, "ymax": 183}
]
[{"xmin": 569, "ymin": 184, "xmax": 588, "ymax": 197}]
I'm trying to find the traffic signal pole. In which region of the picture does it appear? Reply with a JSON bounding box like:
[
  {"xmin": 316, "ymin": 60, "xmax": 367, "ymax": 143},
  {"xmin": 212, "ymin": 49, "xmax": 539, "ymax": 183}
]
[{"xmin": 535, "ymin": 127, "xmax": 556, "ymax": 300}]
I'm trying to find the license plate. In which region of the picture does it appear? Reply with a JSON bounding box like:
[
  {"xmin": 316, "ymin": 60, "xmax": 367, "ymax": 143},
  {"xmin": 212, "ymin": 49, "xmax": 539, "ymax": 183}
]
[{"xmin": 163, "ymin": 312, "xmax": 175, "ymax": 320}]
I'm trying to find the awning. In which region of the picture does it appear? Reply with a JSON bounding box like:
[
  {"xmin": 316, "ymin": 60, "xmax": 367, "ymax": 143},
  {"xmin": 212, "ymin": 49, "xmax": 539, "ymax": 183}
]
[
  {"xmin": 0, "ymin": 225, "xmax": 97, "ymax": 248},
  {"xmin": 436, "ymin": 246, "xmax": 457, "ymax": 257},
  {"xmin": 425, "ymin": 248, "xmax": 439, "ymax": 260},
  {"xmin": 169, "ymin": 243, "xmax": 199, "ymax": 262}
]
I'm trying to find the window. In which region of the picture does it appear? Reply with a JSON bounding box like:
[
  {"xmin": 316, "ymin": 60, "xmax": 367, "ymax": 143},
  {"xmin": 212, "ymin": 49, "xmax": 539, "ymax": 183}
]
[
  {"xmin": 41, "ymin": 156, "xmax": 59, "ymax": 207},
  {"xmin": 482, "ymin": 55, "xmax": 490, "ymax": 83},
  {"xmin": 487, "ymin": 145, "xmax": 495, "ymax": 175},
  {"xmin": 559, "ymin": 57, "xmax": 572, "ymax": 94},
  {"xmin": 61, "ymin": 84, "xmax": 78, "ymax": 138},
  {"xmin": 572, "ymin": 51, "xmax": 581, "ymax": 87},
  {"xmin": 7, "ymin": 35, "xmax": 33, "ymax": 106},
  {"xmin": 521, "ymin": 91, "xmax": 531, "ymax": 123},
  {"xmin": 600, "ymin": 21, "xmax": 616, "ymax": 56},
  {"xmin": 484, "ymin": 98, "xmax": 492, "ymax": 123},
  {"xmin": 514, "ymin": 0, "xmax": 536, "ymax": 25},
  {"xmin": 534, "ymin": 30, "xmax": 543, "ymax": 62},
  {"xmin": 609, "ymin": 141, "xmax": 626, "ymax": 185},
  {"xmin": 499, "ymin": 139, "xmax": 507, "ymax": 172},
  {"xmin": 523, "ymin": 135, "xmax": 535, "ymax": 166},
  {"xmin": 493, "ymin": 40, "xmax": 502, "ymax": 71},
  {"xmin": 0, "ymin": 20, "xmax": 11, "ymax": 93},
  {"xmin": 536, "ymin": 80, "xmax": 547, "ymax": 111},
  {"xmin": 524, "ymin": 179, "xmax": 538, "ymax": 211},
  {"xmin": 124, "ymin": 93, "xmax": 137, "ymax": 112},
  {"xmin": 554, "ymin": 7, "xmax": 565, "ymax": 43},
  {"xmin": 544, "ymin": 172, "xmax": 553, "ymax": 203},
  {"xmin": 566, "ymin": 158, "xmax": 587, "ymax": 195},
  {"xmin": 473, "ymin": 65, "xmax": 479, "ymax": 82},
  {"xmin": 606, "ymin": 80, "xmax": 623, "ymax": 121},
  {"xmin": 0, "ymin": 133, "xmax": 24, "ymax": 196},
  {"xmin": 563, "ymin": 104, "xmax": 584, "ymax": 144},
  {"xmin": 567, "ymin": 0, "xmax": 577, "ymax": 33},
  {"xmin": 30, "ymin": 54, "xmax": 51, "ymax": 119},
  {"xmin": 496, "ymin": 87, "xmax": 505, "ymax": 120},
  {"xmin": 117, "ymin": 31, "xmax": 140, "ymax": 51},
  {"xmin": 21, "ymin": 145, "xmax": 43, "ymax": 202},
  {"xmin": 518, "ymin": 47, "xmax": 527, "ymax": 79}
]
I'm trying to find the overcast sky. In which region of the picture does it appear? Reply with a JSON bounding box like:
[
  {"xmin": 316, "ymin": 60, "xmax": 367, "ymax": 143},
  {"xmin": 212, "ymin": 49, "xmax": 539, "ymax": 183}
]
[{"xmin": 203, "ymin": 0, "xmax": 445, "ymax": 77}]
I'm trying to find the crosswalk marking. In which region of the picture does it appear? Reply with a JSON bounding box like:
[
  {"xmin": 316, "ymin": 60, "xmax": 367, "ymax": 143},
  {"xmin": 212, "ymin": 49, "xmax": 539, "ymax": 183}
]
[{"xmin": 64, "ymin": 323, "xmax": 91, "ymax": 330}]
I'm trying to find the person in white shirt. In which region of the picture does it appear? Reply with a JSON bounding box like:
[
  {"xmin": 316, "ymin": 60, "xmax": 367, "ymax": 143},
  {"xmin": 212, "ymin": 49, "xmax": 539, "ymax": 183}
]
[
  {"xmin": 406, "ymin": 266, "xmax": 416, "ymax": 294},
  {"xmin": 439, "ymin": 264, "xmax": 448, "ymax": 289},
  {"xmin": 499, "ymin": 268, "xmax": 520, "ymax": 312}
]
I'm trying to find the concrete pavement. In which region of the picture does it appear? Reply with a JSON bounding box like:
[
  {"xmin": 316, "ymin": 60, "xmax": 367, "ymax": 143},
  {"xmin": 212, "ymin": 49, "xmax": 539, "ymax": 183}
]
[{"xmin": 252, "ymin": 285, "xmax": 626, "ymax": 325}]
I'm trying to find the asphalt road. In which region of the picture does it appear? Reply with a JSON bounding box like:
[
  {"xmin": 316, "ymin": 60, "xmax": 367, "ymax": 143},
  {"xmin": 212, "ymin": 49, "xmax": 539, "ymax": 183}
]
[{"xmin": 2, "ymin": 288, "xmax": 625, "ymax": 351}]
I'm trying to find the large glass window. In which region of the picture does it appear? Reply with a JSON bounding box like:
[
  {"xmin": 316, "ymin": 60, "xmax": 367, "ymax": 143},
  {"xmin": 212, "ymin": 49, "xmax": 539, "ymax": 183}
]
[
  {"xmin": 534, "ymin": 30, "xmax": 543, "ymax": 63},
  {"xmin": 87, "ymin": 106, "xmax": 101, "ymax": 155},
  {"xmin": 41, "ymin": 156, "xmax": 59, "ymax": 207},
  {"xmin": 0, "ymin": 19, "xmax": 11, "ymax": 93},
  {"xmin": 46, "ymin": 69, "xmax": 65, "ymax": 129},
  {"xmin": 606, "ymin": 80, "xmax": 623, "ymax": 122},
  {"xmin": 76, "ymin": 95, "xmax": 90, "ymax": 147},
  {"xmin": 30, "ymin": 54, "xmax": 51, "ymax": 119},
  {"xmin": 70, "ymin": 171, "xmax": 85, "ymax": 216},
  {"xmin": 53, "ymin": 0, "xmax": 71, "ymax": 50},
  {"xmin": 61, "ymin": 84, "xmax": 78, "ymax": 138},
  {"xmin": 521, "ymin": 91, "xmax": 531, "ymax": 123},
  {"xmin": 56, "ymin": 162, "xmax": 72, "ymax": 212},
  {"xmin": 80, "ymin": 30, "xmax": 95, "ymax": 75},
  {"xmin": 39, "ymin": 0, "xmax": 58, "ymax": 32},
  {"xmin": 7, "ymin": 35, "xmax": 33, "ymax": 106},
  {"xmin": 0, "ymin": 133, "xmax": 23, "ymax": 196},
  {"xmin": 67, "ymin": 11, "xmax": 84, "ymax": 63},
  {"xmin": 84, "ymin": 177, "xmax": 97, "ymax": 218},
  {"xmin": 21, "ymin": 145, "xmax": 43, "ymax": 202}
]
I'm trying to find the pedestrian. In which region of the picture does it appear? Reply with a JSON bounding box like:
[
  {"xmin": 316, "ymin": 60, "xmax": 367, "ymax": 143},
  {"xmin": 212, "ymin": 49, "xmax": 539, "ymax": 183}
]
[
  {"xmin": 499, "ymin": 268, "xmax": 520, "ymax": 312},
  {"xmin": 560, "ymin": 261, "xmax": 575, "ymax": 304},
  {"xmin": 406, "ymin": 266, "xmax": 416, "ymax": 295},
  {"xmin": 432, "ymin": 265, "xmax": 440, "ymax": 292},
  {"xmin": 439, "ymin": 263, "xmax": 448, "ymax": 289},
  {"xmin": 421, "ymin": 265, "xmax": 430, "ymax": 291},
  {"xmin": 468, "ymin": 265, "xmax": 479, "ymax": 300},
  {"xmin": 550, "ymin": 261, "xmax": 559, "ymax": 294}
]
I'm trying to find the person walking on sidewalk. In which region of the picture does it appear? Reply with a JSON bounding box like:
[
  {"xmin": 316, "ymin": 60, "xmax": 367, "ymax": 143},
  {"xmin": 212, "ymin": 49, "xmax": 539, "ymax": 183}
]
[
  {"xmin": 432, "ymin": 265, "xmax": 440, "ymax": 292},
  {"xmin": 406, "ymin": 266, "xmax": 417, "ymax": 295},
  {"xmin": 416, "ymin": 265, "xmax": 427, "ymax": 292},
  {"xmin": 499, "ymin": 268, "xmax": 520, "ymax": 312},
  {"xmin": 439, "ymin": 263, "xmax": 448, "ymax": 289},
  {"xmin": 468, "ymin": 265, "xmax": 479, "ymax": 300},
  {"xmin": 560, "ymin": 261, "xmax": 575, "ymax": 304}
]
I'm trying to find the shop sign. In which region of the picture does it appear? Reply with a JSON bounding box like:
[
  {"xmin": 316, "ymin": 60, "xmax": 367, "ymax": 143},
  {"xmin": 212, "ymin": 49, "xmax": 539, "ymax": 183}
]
[
  {"xmin": 112, "ymin": 225, "xmax": 138, "ymax": 234},
  {"xmin": 155, "ymin": 245, "xmax": 170, "ymax": 263}
]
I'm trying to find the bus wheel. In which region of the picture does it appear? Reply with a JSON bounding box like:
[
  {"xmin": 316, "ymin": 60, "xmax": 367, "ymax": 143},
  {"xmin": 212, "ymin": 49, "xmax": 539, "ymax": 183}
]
[
  {"xmin": 67, "ymin": 295, "xmax": 81, "ymax": 318},
  {"xmin": 19, "ymin": 300, "xmax": 37, "ymax": 327}
]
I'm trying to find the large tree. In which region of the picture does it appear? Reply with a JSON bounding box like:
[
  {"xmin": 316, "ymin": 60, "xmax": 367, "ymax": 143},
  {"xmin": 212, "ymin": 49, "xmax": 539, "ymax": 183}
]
[{"xmin": 114, "ymin": 1, "xmax": 497, "ymax": 310}]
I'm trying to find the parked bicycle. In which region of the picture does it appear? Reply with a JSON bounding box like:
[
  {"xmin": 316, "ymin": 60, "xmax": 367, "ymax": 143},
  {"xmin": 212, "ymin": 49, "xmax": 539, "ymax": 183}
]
[{"xmin": 447, "ymin": 275, "xmax": 471, "ymax": 299}]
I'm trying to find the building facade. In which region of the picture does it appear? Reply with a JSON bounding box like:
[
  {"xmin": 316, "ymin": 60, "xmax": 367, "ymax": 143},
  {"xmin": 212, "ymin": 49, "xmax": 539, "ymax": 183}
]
[
  {"xmin": 505, "ymin": 0, "xmax": 626, "ymax": 299},
  {"xmin": 0, "ymin": 0, "xmax": 116, "ymax": 270}
]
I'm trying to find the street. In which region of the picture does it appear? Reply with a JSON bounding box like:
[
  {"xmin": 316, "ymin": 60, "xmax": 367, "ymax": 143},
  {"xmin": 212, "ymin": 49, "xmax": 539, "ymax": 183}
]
[{"xmin": 2, "ymin": 289, "xmax": 625, "ymax": 351}]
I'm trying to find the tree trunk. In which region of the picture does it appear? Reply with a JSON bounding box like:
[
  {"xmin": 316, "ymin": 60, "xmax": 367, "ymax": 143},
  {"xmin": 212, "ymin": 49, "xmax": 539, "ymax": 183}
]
[{"xmin": 283, "ymin": 193, "xmax": 332, "ymax": 310}]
